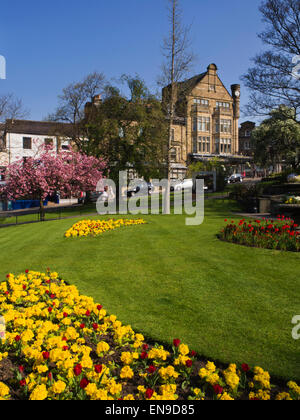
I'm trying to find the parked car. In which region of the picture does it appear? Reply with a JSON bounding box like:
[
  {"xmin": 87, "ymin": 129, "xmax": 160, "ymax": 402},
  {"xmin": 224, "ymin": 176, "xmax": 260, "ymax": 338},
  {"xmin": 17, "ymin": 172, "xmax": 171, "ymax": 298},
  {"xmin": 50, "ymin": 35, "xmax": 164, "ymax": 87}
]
[
  {"xmin": 78, "ymin": 191, "xmax": 104, "ymax": 204},
  {"xmin": 127, "ymin": 181, "xmax": 154, "ymax": 198},
  {"xmin": 226, "ymin": 174, "xmax": 243, "ymax": 184},
  {"xmin": 170, "ymin": 179, "xmax": 193, "ymax": 192}
]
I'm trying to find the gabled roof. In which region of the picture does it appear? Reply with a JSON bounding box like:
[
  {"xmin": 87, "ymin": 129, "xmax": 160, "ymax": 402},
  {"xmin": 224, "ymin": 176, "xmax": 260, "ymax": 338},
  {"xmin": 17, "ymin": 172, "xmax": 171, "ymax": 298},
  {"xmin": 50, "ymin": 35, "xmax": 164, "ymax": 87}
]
[
  {"xmin": 3, "ymin": 119, "xmax": 74, "ymax": 137},
  {"xmin": 177, "ymin": 72, "xmax": 207, "ymax": 93}
]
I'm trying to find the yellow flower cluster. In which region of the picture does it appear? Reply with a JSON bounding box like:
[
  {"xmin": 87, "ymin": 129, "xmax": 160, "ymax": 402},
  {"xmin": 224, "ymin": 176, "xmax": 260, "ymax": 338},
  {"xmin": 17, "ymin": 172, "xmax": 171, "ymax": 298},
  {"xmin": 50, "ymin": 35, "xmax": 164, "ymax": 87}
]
[
  {"xmin": 64, "ymin": 219, "xmax": 147, "ymax": 238},
  {"xmin": 0, "ymin": 270, "xmax": 299, "ymax": 401}
]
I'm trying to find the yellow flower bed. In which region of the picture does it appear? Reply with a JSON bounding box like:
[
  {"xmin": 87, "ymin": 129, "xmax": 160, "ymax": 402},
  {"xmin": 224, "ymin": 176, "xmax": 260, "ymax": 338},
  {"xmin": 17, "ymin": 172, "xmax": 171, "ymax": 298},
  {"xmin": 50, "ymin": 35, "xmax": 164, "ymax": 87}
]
[
  {"xmin": 0, "ymin": 270, "xmax": 299, "ymax": 400},
  {"xmin": 64, "ymin": 219, "xmax": 147, "ymax": 238}
]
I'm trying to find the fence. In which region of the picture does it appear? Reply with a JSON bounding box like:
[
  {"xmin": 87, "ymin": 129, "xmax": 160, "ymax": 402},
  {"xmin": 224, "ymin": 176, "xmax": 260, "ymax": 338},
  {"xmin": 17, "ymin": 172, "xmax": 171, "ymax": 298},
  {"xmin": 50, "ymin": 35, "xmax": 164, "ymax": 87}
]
[{"xmin": 0, "ymin": 205, "xmax": 88, "ymax": 228}]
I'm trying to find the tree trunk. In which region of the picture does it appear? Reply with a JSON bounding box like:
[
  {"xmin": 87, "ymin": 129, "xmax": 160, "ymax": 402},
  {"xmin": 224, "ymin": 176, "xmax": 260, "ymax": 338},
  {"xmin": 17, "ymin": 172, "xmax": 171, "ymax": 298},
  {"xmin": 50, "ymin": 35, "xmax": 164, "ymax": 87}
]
[
  {"xmin": 165, "ymin": 0, "xmax": 176, "ymax": 215},
  {"xmin": 40, "ymin": 199, "xmax": 45, "ymax": 222}
]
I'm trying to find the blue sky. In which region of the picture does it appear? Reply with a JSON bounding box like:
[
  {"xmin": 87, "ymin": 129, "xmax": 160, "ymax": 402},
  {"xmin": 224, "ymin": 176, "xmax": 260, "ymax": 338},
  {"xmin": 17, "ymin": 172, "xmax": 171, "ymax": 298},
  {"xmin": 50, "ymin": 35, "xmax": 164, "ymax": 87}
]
[{"xmin": 0, "ymin": 0, "xmax": 265, "ymax": 123}]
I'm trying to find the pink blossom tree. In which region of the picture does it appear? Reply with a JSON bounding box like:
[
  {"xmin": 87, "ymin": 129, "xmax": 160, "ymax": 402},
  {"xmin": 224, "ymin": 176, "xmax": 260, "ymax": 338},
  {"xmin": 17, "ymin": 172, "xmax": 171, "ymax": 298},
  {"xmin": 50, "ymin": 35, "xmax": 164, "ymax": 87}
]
[{"xmin": 0, "ymin": 149, "xmax": 106, "ymax": 220}]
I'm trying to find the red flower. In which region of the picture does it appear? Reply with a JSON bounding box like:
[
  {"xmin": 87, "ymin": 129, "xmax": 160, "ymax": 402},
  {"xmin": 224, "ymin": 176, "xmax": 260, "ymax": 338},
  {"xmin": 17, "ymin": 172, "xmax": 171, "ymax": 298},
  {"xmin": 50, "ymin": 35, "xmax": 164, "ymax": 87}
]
[
  {"xmin": 173, "ymin": 338, "xmax": 181, "ymax": 347},
  {"xmin": 142, "ymin": 344, "xmax": 149, "ymax": 351},
  {"xmin": 25, "ymin": 270, "xmax": 29, "ymax": 274},
  {"xmin": 186, "ymin": 359, "xmax": 193, "ymax": 368},
  {"xmin": 92, "ymin": 323, "xmax": 98, "ymax": 331},
  {"xmin": 147, "ymin": 365, "xmax": 156, "ymax": 374},
  {"xmin": 48, "ymin": 307, "xmax": 53, "ymax": 313},
  {"xmin": 80, "ymin": 323, "xmax": 85, "ymax": 329},
  {"xmin": 141, "ymin": 351, "xmax": 148, "ymax": 360},
  {"xmin": 15, "ymin": 335, "xmax": 21, "ymax": 342},
  {"xmin": 80, "ymin": 378, "xmax": 89, "ymax": 389},
  {"xmin": 74, "ymin": 364, "xmax": 82, "ymax": 377},
  {"xmin": 85, "ymin": 310, "xmax": 91, "ymax": 317},
  {"xmin": 241, "ymin": 363, "xmax": 250, "ymax": 373},
  {"xmin": 97, "ymin": 305, "xmax": 103, "ymax": 311},
  {"xmin": 19, "ymin": 366, "xmax": 25, "ymax": 373},
  {"xmin": 145, "ymin": 388, "xmax": 154, "ymax": 399},
  {"xmin": 190, "ymin": 350, "xmax": 197, "ymax": 357},
  {"xmin": 95, "ymin": 365, "xmax": 103, "ymax": 374},
  {"xmin": 213, "ymin": 385, "xmax": 223, "ymax": 395},
  {"xmin": 63, "ymin": 346, "xmax": 69, "ymax": 351},
  {"xmin": 42, "ymin": 351, "xmax": 50, "ymax": 360},
  {"xmin": 20, "ymin": 379, "xmax": 26, "ymax": 387}
]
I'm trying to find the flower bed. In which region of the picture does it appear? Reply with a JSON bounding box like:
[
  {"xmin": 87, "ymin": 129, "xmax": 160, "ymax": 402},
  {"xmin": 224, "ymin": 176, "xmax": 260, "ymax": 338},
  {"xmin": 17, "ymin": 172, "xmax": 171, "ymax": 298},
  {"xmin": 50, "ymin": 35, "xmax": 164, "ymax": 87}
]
[
  {"xmin": 0, "ymin": 270, "xmax": 299, "ymax": 400},
  {"xmin": 218, "ymin": 215, "xmax": 300, "ymax": 252},
  {"xmin": 285, "ymin": 196, "xmax": 300, "ymax": 205},
  {"xmin": 64, "ymin": 219, "xmax": 147, "ymax": 238}
]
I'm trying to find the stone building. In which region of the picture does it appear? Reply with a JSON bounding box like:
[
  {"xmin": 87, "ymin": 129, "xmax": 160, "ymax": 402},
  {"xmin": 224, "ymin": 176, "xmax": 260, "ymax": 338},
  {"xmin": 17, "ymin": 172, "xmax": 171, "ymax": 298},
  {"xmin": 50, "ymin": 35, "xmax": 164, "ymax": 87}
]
[
  {"xmin": 163, "ymin": 63, "xmax": 247, "ymax": 179},
  {"xmin": 239, "ymin": 121, "xmax": 256, "ymax": 156}
]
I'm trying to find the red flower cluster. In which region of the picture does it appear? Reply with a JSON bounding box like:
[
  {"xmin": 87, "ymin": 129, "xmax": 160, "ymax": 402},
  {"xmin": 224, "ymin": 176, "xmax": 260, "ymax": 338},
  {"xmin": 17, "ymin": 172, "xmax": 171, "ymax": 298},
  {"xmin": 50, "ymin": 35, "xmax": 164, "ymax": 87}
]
[{"xmin": 219, "ymin": 216, "xmax": 300, "ymax": 252}]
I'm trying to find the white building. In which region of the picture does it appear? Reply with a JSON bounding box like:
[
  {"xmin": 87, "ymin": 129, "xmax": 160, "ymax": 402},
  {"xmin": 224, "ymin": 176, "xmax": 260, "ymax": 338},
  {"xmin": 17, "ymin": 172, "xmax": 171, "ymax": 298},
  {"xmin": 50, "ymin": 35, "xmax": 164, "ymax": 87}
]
[{"xmin": 0, "ymin": 120, "xmax": 73, "ymax": 179}]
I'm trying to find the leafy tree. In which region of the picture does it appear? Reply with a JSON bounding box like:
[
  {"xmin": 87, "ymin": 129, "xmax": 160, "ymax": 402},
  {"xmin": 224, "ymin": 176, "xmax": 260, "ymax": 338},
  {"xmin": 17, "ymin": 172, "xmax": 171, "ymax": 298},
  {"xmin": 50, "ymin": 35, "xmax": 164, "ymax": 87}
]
[
  {"xmin": 252, "ymin": 105, "xmax": 300, "ymax": 169},
  {"xmin": 82, "ymin": 76, "xmax": 168, "ymax": 185}
]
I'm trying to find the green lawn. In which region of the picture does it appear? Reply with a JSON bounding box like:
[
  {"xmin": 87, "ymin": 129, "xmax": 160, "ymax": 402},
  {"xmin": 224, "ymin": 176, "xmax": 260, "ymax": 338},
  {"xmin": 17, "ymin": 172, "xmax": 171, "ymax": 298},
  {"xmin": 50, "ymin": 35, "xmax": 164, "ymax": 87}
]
[{"xmin": 0, "ymin": 199, "xmax": 299, "ymax": 381}]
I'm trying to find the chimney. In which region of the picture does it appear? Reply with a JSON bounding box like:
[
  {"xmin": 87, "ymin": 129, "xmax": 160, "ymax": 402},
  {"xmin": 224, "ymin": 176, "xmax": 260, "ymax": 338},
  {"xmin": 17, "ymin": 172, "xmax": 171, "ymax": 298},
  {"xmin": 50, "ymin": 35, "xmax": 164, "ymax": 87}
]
[
  {"xmin": 92, "ymin": 95, "xmax": 102, "ymax": 107},
  {"xmin": 207, "ymin": 63, "xmax": 218, "ymax": 75}
]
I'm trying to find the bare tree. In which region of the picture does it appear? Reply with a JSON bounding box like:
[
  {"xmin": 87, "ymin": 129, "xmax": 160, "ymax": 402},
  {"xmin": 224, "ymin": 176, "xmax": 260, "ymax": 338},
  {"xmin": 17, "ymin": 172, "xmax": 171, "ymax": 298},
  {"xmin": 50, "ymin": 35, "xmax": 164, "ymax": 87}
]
[
  {"xmin": 242, "ymin": 0, "xmax": 300, "ymax": 120},
  {"xmin": 47, "ymin": 72, "xmax": 106, "ymax": 144},
  {"xmin": 159, "ymin": 0, "xmax": 194, "ymax": 213},
  {"xmin": 0, "ymin": 93, "xmax": 29, "ymax": 122}
]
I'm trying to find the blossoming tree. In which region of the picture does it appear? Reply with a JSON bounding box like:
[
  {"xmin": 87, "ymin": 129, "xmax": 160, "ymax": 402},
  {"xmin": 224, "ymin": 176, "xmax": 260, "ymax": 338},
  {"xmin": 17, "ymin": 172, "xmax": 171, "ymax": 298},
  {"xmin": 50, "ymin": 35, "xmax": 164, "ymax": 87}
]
[{"xmin": 0, "ymin": 148, "xmax": 106, "ymax": 220}]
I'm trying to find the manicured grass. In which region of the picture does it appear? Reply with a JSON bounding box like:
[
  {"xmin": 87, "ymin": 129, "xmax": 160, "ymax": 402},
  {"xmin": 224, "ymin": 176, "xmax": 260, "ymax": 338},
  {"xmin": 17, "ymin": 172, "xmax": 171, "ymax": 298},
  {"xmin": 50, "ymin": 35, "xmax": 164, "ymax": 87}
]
[{"xmin": 0, "ymin": 199, "xmax": 299, "ymax": 381}]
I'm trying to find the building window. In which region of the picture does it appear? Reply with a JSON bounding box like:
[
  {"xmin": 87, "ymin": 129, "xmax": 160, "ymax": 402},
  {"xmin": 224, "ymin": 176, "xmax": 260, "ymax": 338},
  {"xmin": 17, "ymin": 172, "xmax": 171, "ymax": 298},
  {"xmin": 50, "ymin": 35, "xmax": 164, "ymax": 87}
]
[
  {"xmin": 193, "ymin": 117, "xmax": 197, "ymax": 132},
  {"xmin": 197, "ymin": 117, "xmax": 210, "ymax": 132},
  {"xmin": 193, "ymin": 136, "xmax": 197, "ymax": 153},
  {"xmin": 194, "ymin": 136, "xmax": 211, "ymax": 154},
  {"xmin": 220, "ymin": 119, "xmax": 232, "ymax": 133},
  {"xmin": 219, "ymin": 138, "xmax": 232, "ymax": 154},
  {"xmin": 0, "ymin": 168, "xmax": 5, "ymax": 181},
  {"xmin": 245, "ymin": 130, "xmax": 251, "ymax": 137},
  {"xmin": 170, "ymin": 148, "xmax": 177, "ymax": 162},
  {"xmin": 45, "ymin": 138, "xmax": 54, "ymax": 147},
  {"xmin": 216, "ymin": 102, "xmax": 230, "ymax": 109},
  {"xmin": 193, "ymin": 98, "xmax": 209, "ymax": 106},
  {"xmin": 215, "ymin": 121, "xmax": 219, "ymax": 133},
  {"xmin": 23, "ymin": 137, "xmax": 32, "ymax": 150},
  {"xmin": 171, "ymin": 128, "xmax": 175, "ymax": 142}
]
